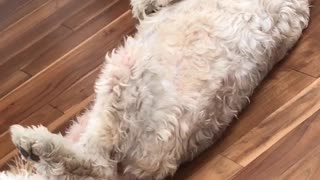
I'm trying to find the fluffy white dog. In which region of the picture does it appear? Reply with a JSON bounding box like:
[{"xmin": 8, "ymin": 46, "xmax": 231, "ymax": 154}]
[{"xmin": 1, "ymin": 0, "xmax": 310, "ymax": 179}]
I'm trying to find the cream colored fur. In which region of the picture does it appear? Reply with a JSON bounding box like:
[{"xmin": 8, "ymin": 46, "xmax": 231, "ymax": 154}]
[{"xmin": 1, "ymin": 0, "xmax": 310, "ymax": 179}]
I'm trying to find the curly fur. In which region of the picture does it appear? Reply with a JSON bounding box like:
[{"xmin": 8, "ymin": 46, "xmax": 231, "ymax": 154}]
[{"xmin": 1, "ymin": 0, "xmax": 310, "ymax": 179}]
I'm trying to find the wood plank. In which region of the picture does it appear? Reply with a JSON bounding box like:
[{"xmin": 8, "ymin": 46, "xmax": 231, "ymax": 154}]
[
  {"xmin": 284, "ymin": 0, "xmax": 320, "ymax": 77},
  {"xmin": 19, "ymin": 105, "xmax": 63, "ymax": 127},
  {"xmin": 0, "ymin": 0, "xmax": 129, "ymax": 97},
  {"xmin": 222, "ymin": 79, "xmax": 320, "ymax": 166},
  {"xmin": 0, "ymin": 105, "xmax": 62, "ymax": 165},
  {"xmin": 55, "ymin": 0, "xmax": 73, "ymax": 8},
  {"xmin": 0, "ymin": 0, "xmax": 93, "ymax": 65},
  {"xmin": 284, "ymin": 36, "xmax": 320, "ymax": 78},
  {"xmin": 174, "ymin": 68, "xmax": 315, "ymax": 179},
  {"xmin": 22, "ymin": 0, "xmax": 131, "ymax": 75},
  {"xmin": 280, "ymin": 143, "xmax": 320, "ymax": 180},
  {"xmin": 62, "ymin": 0, "xmax": 118, "ymax": 30},
  {"xmin": 175, "ymin": 155, "xmax": 242, "ymax": 180},
  {"xmin": 0, "ymin": 0, "xmax": 31, "ymax": 24},
  {"xmin": 231, "ymin": 110, "xmax": 320, "ymax": 180},
  {"xmin": 50, "ymin": 64, "xmax": 102, "ymax": 112},
  {"xmin": 0, "ymin": 71, "xmax": 30, "ymax": 98},
  {"xmin": 0, "ymin": 0, "xmax": 57, "ymax": 65},
  {"xmin": 0, "ymin": 11, "xmax": 136, "ymax": 136},
  {"xmin": 0, "ymin": 26, "xmax": 72, "ymax": 98},
  {"xmin": 0, "ymin": 0, "xmax": 49, "ymax": 32}
]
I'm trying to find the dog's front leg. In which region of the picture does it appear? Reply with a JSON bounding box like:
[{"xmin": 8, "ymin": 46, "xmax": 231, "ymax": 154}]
[{"xmin": 10, "ymin": 125, "xmax": 113, "ymax": 179}]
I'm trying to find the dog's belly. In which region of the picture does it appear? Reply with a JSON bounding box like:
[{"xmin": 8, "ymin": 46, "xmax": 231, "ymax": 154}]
[
  {"xmin": 134, "ymin": 0, "xmax": 310, "ymax": 99},
  {"xmin": 114, "ymin": 0, "xmax": 310, "ymax": 148}
]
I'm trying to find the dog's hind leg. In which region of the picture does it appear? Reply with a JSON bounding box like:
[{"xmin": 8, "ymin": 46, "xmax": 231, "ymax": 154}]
[
  {"xmin": 130, "ymin": 0, "xmax": 176, "ymax": 19},
  {"xmin": 10, "ymin": 125, "xmax": 114, "ymax": 179}
]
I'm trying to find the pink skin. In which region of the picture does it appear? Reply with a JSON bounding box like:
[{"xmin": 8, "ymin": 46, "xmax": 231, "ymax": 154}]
[{"xmin": 65, "ymin": 113, "xmax": 90, "ymax": 143}]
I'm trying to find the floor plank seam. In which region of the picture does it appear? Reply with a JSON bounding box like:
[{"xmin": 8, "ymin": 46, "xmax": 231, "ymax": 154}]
[
  {"xmin": 48, "ymin": 104, "xmax": 65, "ymax": 115},
  {"xmin": 47, "ymin": 63, "xmax": 102, "ymax": 112},
  {"xmin": 0, "ymin": 18, "xmax": 117, "ymax": 102},
  {"xmin": 19, "ymin": 69, "xmax": 33, "ymax": 77},
  {"xmin": 220, "ymin": 154, "xmax": 244, "ymax": 168},
  {"xmin": 290, "ymin": 68, "xmax": 319, "ymax": 79},
  {"xmin": 60, "ymin": 0, "xmax": 120, "ymax": 31},
  {"xmin": 20, "ymin": 10, "xmax": 132, "ymax": 83},
  {"xmin": 60, "ymin": 23, "xmax": 74, "ymax": 31}
]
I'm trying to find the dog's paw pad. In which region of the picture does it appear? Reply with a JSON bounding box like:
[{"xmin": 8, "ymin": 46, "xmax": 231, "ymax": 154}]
[
  {"xmin": 17, "ymin": 145, "xmax": 40, "ymax": 162},
  {"xmin": 18, "ymin": 147, "xmax": 29, "ymax": 159},
  {"xmin": 30, "ymin": 152, "xmax": 40, "ymax": 162}
]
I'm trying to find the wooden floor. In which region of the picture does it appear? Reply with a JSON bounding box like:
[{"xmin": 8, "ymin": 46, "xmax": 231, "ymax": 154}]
[{"xmin": 0, "ymin": 0, "xmax": 319, "ymax": 179}]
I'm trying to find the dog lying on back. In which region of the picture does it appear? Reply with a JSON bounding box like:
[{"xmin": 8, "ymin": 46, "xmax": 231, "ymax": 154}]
[{"xmin": 1, "ymin": 0, "xmax": 310, "ymax": 179}]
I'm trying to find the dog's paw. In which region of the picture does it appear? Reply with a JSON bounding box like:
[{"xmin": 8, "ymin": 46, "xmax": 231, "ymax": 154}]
[
  {"xmin": 10, "ymin": 125, "xmax": 58, "ymax": 162},
  {"xmin": 131, "ymin": 0, "xmax": 172, "ymax": 19},
  {"xmin": 131, "ymin": 3, "xmax": 156, "ymax": 19}
]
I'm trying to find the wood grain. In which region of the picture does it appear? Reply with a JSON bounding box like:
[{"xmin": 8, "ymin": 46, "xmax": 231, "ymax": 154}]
[
  {"xmin": 50, "ymin": 64, "xmax": 102, "ymax": 112},
  {"xmin": 284, "ymin": 0, "xmax": 320, "ymax": 77},
  {"xmin": 0, "ymin": 0, "xmax": 33, "ymax": 26},
  {"xmin": 232, "ymin": 110, "xmax": 320, "ymax": 179},
  {"xmin": 62, "ymin": 0, "xmax": 118, "ymax": 30},
  {"xmin": 0, "ymin": 0, "xmax": 57, "ymax": 65},
  {"xmin": 0, "ymin": 71, "xmax": 30, "ymax": 98},
  {"xmin": 222, "ymin": 79, "xmax": 320, "ymax": 166},
  {"xmin": 22, "ymin": 0, "xmax": 131, "ymax": 76},
  {"xmin": 0, "ymin": 0, "xmax": 94, "ymax": 65},
  {"xmin": 0, "ymin": 26, "xmax": 72, "ymax": 97},
  {"xmin": 0, "ymin": 0, "xmax": 48, "ymax": 32},
  {"xmin": 280, "ymin": 144, "xmax": 320, "ymax": 180}
]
